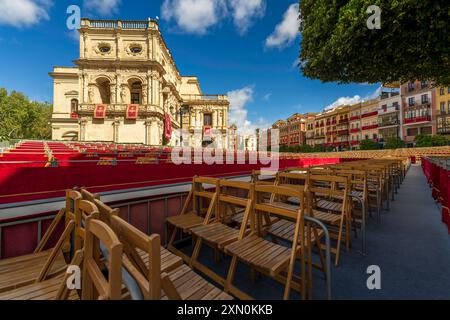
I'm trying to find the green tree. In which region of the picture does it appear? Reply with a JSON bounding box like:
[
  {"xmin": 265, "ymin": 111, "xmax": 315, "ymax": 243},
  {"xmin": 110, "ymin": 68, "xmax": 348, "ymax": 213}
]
[
  {"xmin": 414, "ymin": 134, "xmax": 433, "ymax": 147},
  {"xmin": 0, "ymin": 88, "xmax": 52, "ymax": 141},
  {"xmin": 313, "ymin": 144, "xmax": 325, "ymax": 153},
  {"xmin": 385, "ymin": 137, "xmax": 404, "ymax": 149},
  {"xmin": 432, "ymin": 135, "xmax": 448, "ymax": 147},
  {"xmin": 299, "ymin": 0, "xmax": 450, "ymax": 85},
  {"xmin": 360, "ymin": 139, "xmax": 380, "ymax": 150}
]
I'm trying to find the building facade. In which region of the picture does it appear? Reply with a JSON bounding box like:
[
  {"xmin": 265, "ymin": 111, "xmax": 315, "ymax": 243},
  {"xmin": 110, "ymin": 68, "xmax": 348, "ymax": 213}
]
[
  {"xmin": 436, "ymin": 86, "xmax": 450, "ymax": 138},
  {"xmin": 378, "ymin": 90, "xmax": 402, "ymax": 142},
  {"xmin": 349, "ymin": 103, "xmax": 362, "ymax": 149},
  {"xmin": 50, "ymin": 19, "xmax": 230, "ymax": 148},
  {"xmin": 401, "ymin": 80, "xmax": 436, "ymax": 146},
  {"xmin": 360, "ymin": 99, "xmax": 379, "ymax": 142}
]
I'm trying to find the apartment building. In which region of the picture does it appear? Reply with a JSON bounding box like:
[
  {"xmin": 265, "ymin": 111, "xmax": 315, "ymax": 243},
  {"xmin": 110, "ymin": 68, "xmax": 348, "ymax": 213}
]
[
  {"xmin": 401, "ymin": 80, "xmax": 436, "ymax": 146},
  {"xmin": 378, "ymin": 90, "xmax": 402, "ymax": 141},
  {"xmin": 436, "ymin": 86, "xmax": 450, "ymax": 138},
  {"xmin": 360, "ymin": 99, "xmax": 379, "ymax": 142},
  {"xmin": 349, "ymin": 103, "xmax": 362, "ymax": 149}
]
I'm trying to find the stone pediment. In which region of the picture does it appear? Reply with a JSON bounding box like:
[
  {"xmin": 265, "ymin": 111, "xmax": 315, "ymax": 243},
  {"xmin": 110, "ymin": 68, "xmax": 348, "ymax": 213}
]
[{"xmin": 65, "ymin": 90, "xmax": 79, "ymax": 96}]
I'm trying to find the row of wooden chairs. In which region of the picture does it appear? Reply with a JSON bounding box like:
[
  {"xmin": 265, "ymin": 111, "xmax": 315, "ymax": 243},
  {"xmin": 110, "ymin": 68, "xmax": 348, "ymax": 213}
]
[
  {"xmin": 166, "ymin": 176, "xmax": 333, "ymax": 300},
  {"xmin": 0, "ymin": 190, "xmax": 233, "ymax": 300}
]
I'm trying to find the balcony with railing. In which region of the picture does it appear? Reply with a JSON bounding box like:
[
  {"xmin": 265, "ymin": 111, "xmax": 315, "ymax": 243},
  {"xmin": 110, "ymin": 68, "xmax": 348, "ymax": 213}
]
[
  {"xmin": 181, "ymin": 94, "xmax": 229, "ymax": 103},
  {"xmin": 378, "ymin": 119, "xmax": 400, "ymax": 128},
  {"xmin": 403, "ymin": 116, "xmax": 431, "ymax": 125},
  {"xmin": 81, "ymin": 19, "xmax": 158, "ymax": 30},
  {"xmin": 361, "ymin": 124, "xmax": 379, "ymax": 131},
  {"xmin": 337, "ymin": 129, "xmax": 349, "ymax": 136},
  {"xmin": 350, "ymin": 128, "xmax": 360, "ymax": 133},
  {"xmin": 339, "ymin": 118, "xmax": 349, "ymax": 124},
  {"xmin": 350, "ymin": 115, "xmax": 360, "ymax": 121},
  {"xmin": 361, "ymin": 111, "xmax": 378, "ymax": 118}
]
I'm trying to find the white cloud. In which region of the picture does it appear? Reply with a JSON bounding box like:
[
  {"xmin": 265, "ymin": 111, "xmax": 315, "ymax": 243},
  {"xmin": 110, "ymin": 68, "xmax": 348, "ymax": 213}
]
[
  {"xmin": 0, "ymin": 0, "xmax": 52, "ymax": 28},
  {"xmin": 161, "ymin": 0, "xmax": 227, "ymax": 35},
  {"xmin": 262, "ymin": 93, "xmax": 272, "ymax": 101},
  {"xmin": 324, "ymin": 86, "xmax": 382, "ymax": 111},
  {"xmin": 265, "ymin": 3, "xmax": 300, "ymax": 49},
  {"xmin": 161, "ymin": 0, "xmax": 265, "ymax": 35},
  {"xmin": 325, "ymin": 95, "xmax": 362, "ymax": 111},
  {"xmin": 228, "ymin": 0, "xmax": 265, "ymax": 34},
  {"xmin": 228, "ymin": 86, "xmax": 269, "ymax": 134},
  {"xmin": 84, "ymin": 0, "xmax": 121, "ymax": 16}
]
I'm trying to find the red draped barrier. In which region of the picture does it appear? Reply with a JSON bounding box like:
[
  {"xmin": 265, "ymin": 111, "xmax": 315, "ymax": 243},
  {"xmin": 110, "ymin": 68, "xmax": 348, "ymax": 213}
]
[
  {"xmin": 0, "ymin": 159, "xmax": 305, "ymax": 205},
  {"xmin": 422, "ymin": 157, "xmax": 450, "ymax": 233}
]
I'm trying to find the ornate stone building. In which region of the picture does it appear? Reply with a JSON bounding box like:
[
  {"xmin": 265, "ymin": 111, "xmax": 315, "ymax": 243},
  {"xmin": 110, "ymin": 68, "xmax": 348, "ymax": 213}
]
[{"xmin": 50, "ymin": 19, "xmax": 230, "ymax": 147}]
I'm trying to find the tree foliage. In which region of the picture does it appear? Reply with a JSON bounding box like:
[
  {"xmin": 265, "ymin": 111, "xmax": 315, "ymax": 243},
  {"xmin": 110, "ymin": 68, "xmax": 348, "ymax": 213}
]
[
  {"xmin": 299, "ymin": 0, "xmax": 450, "ymax": 85},
  {"xmin": 359, "ymin": 139, "xmax": 380, "ymax": 150},
  {"xmin": 0, "ymin": 88, "xmax": 52, "ymax": 141},
  {"xmin": 384, "ymin": 137, "xmax": 404, "ymax": 149},
  {"xmin": 414, "ymin": 134, "xmax": 448, "ymax": 147}
]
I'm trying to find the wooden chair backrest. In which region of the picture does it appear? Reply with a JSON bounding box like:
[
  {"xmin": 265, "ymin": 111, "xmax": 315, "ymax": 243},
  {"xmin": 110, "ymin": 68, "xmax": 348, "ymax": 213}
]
[
  {"xmin": 181, "ymin": 176, "xmax": 219, "ymax": 221},
  {"xmin": 109, "ymin": 215, "xmax": 161, "ymax": 300},
  {"xmin": 94, "ymin": 199, "xmax": 120, "ymax": 225},
  {"xmin": 65, "ymin": 190, "xmax": 82, "ymax": 227},
  {"xmin": 216, "ymin": 180, "xmax": 254, "ymax": 225},
  {"xmin": 308, "ymin": 175, "xmax": 350, "ymax": 207},
  {"xmin": 254, "ymin": 184, "xmax": 307, "ymax": 222},
  {"xmin": 74, "ymin": 199, "xmax": 100, "ymax": 251},
  {"xmin": 80, "ymin": 188, "xmax": 100, "ymax": 203},
  {"xmin": 82, "ymin": 218, "xmax": 123, "ymax": 300},
  {"xmin": 34, "ymin": 190, "xmax": 81, "ymax": 254}
]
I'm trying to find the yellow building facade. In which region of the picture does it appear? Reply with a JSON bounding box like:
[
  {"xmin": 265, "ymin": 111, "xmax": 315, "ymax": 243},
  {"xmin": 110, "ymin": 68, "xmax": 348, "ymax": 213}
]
[
  {"xmin": 436, "ymin": 86, "xmax": 450, "ymax": 137},
  {"xmin": 50, "ymin": 19, "xmax": 230, "ymax": 147}
]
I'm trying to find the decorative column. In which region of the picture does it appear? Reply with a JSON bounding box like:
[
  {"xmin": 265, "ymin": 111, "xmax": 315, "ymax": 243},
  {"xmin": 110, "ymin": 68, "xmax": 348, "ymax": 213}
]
[
  {"xmin": 157, "ymin": 120, "xmax": 164, "ymax": 145},
  {"xmin": 212, "ymin": 110, "xmax": 217, "ymax": 128},
  {"xmin": 110, "ymin": 83, "xmax": 116, "ymax": 104},
  {"xmin": 145, "ymin": 119, "xmax": 153, "ymax": 145},
  {"xmin": 80, "ymin": 118, "xmax": 88, "ymax": 141},
  {"xmin": 113, "ymin": 119, "xmax": 120, "ymax": 143}
]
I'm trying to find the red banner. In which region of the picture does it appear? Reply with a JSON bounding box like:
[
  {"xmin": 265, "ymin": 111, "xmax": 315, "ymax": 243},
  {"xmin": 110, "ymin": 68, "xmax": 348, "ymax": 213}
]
[
  {"xmin": 126, "ymin": 105, "xmax": 139, "ymax": 120},
  {"xmin": 164, "ymin": 113, "xmax": 172, "ymax": 141},
  {"xmin": 94, "ymin": 105, "xmax": 106, "ymax": 119},
  {"xmin": 203, "ymin": 126, "xmax": 212, "ymax": 141}
]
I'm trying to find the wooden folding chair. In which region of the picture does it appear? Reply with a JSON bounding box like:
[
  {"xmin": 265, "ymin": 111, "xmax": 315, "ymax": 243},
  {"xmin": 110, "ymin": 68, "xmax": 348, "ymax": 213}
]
[
  {"xmin": 81, "ymin": 218, "xmax": 123, "ymax": 300},
  {"xmin": 108, "ymin": 215, "xmax": 232, "ymax": 300},
  {"xmin": 91, "ymin": 195, "xmax": 183, "ymax": 274},
  {"xmin": 224, "ymin": 184, "xmax": 309, "ymax": 300},
  {"xmin": 167, "ymin": 177, "xmax": 219, "ymax": 263},
  {"xmin": 189, "ymin": 180, "xmax": 254, "ymax": 287},
  {"xmin": 308, "ymin": 175, "xmax": 351, "ymax": 266},
  {"xmin": 0, "ymin": 191, "xmax": 83, "ymax": 293},
  {"xmin": 0, "ymin": 199, "xmax": 100, "ymax": 300}
]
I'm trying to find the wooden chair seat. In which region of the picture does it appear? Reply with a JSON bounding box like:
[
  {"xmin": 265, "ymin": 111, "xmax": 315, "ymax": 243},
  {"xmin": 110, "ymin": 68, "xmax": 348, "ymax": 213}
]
[
  {"xmin": 161, "ymin": 265, "xmax": 233, "ymax": 300},
  {"xmin": 267, "ymin": 220, "xmax": 324, "ymax": 243},
  {"xmin": 0, "ymin": 250, "xmax": 52, "ymax": 272},
  {"xmin": 311, "ymin": 210, "xmax": 341, "ymax": 225},
  {"xmin": 0, "ymin": 251, "xmax": 66, "ymax": 293},
  {"xmin": 166, "ymin": 213, "xmax": 205, "ymax": 233},
  {"xmin": 0, "ymin": 273, "xmax": 79, "ymax": 300},
  {"xmin": 224, "ymin": 235, "xmax": 292, "ymax": 277},
  {"xmin": 316, "ymin": 199, "xmax": 342, "ymax": 212},
  {"xmin": 136, "ymin": 247, "xmax": 183, "ymax": 273},
  {"xmin": 190, "ymin": 222, "xmax": 240, "ymax": 249}
]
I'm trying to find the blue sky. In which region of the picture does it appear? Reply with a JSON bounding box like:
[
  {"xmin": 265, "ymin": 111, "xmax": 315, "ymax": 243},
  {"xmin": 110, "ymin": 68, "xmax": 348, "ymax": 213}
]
[{"xmin": 0, "ymin": 0, "xmax": 380, "ymax": 131}]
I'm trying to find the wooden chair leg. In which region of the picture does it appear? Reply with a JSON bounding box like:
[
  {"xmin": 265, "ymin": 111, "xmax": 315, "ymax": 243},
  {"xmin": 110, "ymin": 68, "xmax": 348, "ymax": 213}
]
[
  {"xmin": 189, "ymin": 237, "xmax": 203, "ymax": 268},
  {"xmin": 225, "ymin": 255, "xmax": 238, "ymax": 293}
]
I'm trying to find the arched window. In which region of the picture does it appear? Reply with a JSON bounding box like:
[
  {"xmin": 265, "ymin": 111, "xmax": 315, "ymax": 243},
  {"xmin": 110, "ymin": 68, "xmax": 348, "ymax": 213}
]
[{"xmin": 71, "ymin": 99, "xmax": 79, "ymax": 113}]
